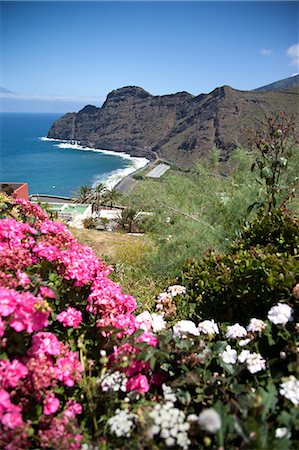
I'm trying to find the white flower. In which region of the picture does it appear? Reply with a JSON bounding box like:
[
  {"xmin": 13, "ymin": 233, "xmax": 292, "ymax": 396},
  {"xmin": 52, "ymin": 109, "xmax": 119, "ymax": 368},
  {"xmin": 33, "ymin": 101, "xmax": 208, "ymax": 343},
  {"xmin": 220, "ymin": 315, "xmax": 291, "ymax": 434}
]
[
  {"xmin": 187, "ymin": 414, "xmax": 198, "ymax": 422},
  {"xmin": 151, "ymin": 313, "xmax": 166, "ymax": 332},
  {"xmin": 135, "ymin": 311, "xmax": 153, "ymax": 332},
  {"xmin": 198, "ymin": 319, "xmax": 219, "ymax": 335},
  {"xmin": 108, "ymin": 409, "xmax": 137, "ymax": 437},
  {"xmin": 167, "ymin": 285, "xmax": 186, "ymax": 297},
  {"xmin": 135, "ymin": 311, "xmax": 166, "ymax": 333},
  {"xmin": 149, "ymin": 402, "xmax": 190, "ymax": 449},
  {"xmin": 238, "ymin": 350, "xmax": 266, "ymax": 373},
  {"xmin": 226, "ymin": 323, "xmax": 247, "ymax": 339},
  {"xmin": 275, "ymin": 427, "xmax": 291, "ymax": 439},
  {"xmin": 173, "ymin": 320, "xmax": 199, "ymax": 338},
  {"xmin": 247, "ymin": 318, "xmax": 267, "ymax": 333},
  {"xmin": 162, "ymin": 384, "xmax": 177, "ymax": 403},
  {"xmin": 238, "ymin": 350, "xmax": 251, "ymax": 363},
  {"xmin": 239, "ymin": 338, "xmax": 252, "ymax": 347},
  {"xmin": 100, "ymin": 371, "xmax": 127, "ymax": 392},
  {"xmin": 245, "ymin": 353, "xmax": 266, "ymax": 374},
  {"xmin": 219, "ymin": 345, "xmax": 237, "ymax": 364},
  {"xmin": 165, "ymin": 437, "xmax": 175, "ymax": 447},
  {"xmin": 267, "ymin": 303, "xmax": 293, "ymax": 325},
  {"xmin": 279, "ymin": 376, "xmax": 299, "ymax": 405},
  {"xmin": 158, "ymin": 292, "xmax": 172, "ymax": 302},
  {"xmin": 198, "ymin": 408, "xmax": 221, "ymax": 433}
]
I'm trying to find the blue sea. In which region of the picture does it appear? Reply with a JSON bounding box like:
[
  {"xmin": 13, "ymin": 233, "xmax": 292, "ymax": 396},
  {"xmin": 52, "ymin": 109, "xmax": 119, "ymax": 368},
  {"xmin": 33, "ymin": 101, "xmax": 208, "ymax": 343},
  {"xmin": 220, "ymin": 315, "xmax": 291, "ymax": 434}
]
[{"xmin": 0, "ymin": 113, "xmax": 148, "ymax": 197}]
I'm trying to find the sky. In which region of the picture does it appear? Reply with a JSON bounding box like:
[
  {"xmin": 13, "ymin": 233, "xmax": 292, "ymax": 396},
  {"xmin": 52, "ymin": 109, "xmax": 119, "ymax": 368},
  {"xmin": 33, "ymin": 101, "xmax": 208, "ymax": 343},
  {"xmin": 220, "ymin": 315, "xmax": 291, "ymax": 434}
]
[{"xmin": 0, "ymin": 1, "xmax": 298, "ymax": 112}]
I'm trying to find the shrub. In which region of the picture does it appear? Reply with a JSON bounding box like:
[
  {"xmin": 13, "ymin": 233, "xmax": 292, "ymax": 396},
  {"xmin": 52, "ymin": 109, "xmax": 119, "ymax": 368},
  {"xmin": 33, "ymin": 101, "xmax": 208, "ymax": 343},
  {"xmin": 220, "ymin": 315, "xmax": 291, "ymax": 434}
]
[
  {"xmin": 0, "ymin": 194, "xmax": 156, "ymax": 448},
  {"xmin": 234, "ymin": 208, "xmax": 299, "ymax": 255},
  {"xmin": 181, "ymin": 209, "xmax": 299, "ymax": 325},
  {"xmin": 83, "ymin": 216, "xmax": 97, "ymax": 229}
]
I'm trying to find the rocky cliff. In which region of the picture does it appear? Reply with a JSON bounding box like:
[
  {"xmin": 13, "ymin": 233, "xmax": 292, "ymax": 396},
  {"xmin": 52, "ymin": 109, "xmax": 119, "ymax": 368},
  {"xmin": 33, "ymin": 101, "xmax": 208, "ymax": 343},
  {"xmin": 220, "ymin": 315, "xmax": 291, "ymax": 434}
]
[{"xmin": 48, "ymin": 80, "xmax": 299, "ymax": 168}]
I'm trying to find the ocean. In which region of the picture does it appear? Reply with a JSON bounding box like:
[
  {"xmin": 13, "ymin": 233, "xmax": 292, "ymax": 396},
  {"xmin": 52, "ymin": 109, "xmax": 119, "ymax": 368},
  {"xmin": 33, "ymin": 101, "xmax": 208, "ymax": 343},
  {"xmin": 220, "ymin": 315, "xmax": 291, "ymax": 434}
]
[{"xmin": 0, "ymin": 112, "xmax": 148, "ymax": 197}]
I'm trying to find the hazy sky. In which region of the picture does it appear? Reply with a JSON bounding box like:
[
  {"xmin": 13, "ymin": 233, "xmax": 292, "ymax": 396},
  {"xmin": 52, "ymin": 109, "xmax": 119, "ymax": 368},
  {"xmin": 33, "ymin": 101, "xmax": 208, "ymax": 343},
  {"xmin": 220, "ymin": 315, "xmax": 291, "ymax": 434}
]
[{"xmin": 0, "ymin": 1, "xmax": 298, "ymax": 111}]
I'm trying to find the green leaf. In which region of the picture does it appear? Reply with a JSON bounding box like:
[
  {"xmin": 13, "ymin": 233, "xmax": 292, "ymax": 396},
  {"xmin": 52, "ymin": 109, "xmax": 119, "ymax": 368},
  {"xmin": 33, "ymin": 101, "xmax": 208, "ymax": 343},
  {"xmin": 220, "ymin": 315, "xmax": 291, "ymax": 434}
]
[{"xmin": 260, "ymin": 384, "xmax": 278, "ymax": 420}]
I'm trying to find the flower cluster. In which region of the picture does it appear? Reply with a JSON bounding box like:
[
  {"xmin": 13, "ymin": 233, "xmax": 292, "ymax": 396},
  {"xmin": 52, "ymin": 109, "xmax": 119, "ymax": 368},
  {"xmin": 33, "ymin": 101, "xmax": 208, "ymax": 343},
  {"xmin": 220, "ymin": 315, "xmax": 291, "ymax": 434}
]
[
  {"xmin": 57, "ymin": 307, "xmax": 83, "ymax": 329},
  {"xmin": 148, "ymin": 385, "xmax": 190, "ymax": 449},
  {"xmin": 108, "ymin": 408, "xmax": 137, "ymax": 438},
  {"xmin": 0, "ymin": 197, "xmax": 153, "ymax": 446},
  {"xmin": 155, "ymin": 284, "xmax": 186, "ymax": 317},
  {"xmin": 267, "ymin": 303, "xmax": 293, "ymax": 325},
  {"xmin": 279, "ymin": 376, "xmax": 299, "ymax": 406}
]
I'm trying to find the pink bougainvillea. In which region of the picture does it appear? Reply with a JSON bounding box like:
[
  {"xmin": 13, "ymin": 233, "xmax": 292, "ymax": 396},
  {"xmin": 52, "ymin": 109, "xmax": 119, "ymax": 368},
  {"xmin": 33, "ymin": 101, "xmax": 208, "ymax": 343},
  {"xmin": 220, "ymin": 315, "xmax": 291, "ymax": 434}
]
[
  {"xmin": 126, "ymin": 374, "xmax": 150, "ymax": 393},
  {"xmin": 0, "ymin": 196, "xmax": 154, "ymax": 446},
  {"xmin": 57, "ymin": 307, "xmax": 82, "ymax": 329}
]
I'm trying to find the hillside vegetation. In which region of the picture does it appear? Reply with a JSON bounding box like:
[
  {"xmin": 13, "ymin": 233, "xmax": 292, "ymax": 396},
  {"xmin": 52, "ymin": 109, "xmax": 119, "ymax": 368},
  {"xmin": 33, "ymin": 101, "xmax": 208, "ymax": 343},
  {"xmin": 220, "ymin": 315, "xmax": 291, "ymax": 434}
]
[{"xmin": 71, "ymin": 114, "xmax": 299, "ymax": 309}]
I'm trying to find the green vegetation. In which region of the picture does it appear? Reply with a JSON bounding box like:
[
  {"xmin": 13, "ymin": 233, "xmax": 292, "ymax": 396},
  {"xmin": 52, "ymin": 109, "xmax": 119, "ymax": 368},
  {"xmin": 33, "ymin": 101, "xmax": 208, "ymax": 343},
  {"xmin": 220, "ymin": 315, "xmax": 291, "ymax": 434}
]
[
  {"xmin": 122, "ymin": 145, "xmax": 298, "ymax": 281},
  {"xmin": 73, "ymin": 114, "xmax": 298, "ymax": 310},
  {"xmin": 181, "ymin": 209, "xmax": 299, "ymax": 324}
]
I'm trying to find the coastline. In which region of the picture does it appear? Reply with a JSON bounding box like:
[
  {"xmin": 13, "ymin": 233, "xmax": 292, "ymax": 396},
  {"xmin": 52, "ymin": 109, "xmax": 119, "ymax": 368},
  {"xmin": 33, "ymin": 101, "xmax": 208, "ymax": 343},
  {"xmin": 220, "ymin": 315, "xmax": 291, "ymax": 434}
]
[{"xmin": 40, "ymin": 137, "xmax": 149, "ymax": 191}]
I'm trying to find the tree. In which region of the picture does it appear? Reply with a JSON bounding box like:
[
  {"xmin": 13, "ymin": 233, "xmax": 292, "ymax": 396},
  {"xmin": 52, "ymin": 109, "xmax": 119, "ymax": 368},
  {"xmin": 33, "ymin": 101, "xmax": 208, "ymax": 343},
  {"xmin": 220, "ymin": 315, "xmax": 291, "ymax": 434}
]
[
  {"xmin": 92, "ymin": 183, "xmax": 107, "ymax": 211},
  {"xmin": 116, "ymin": 207, "xmax": 139, "ymax": 233},
  {"xmin": 72, "ymin": 185, "xmax": 93, "ymax": 204},
  {"xmin": 103, "ymin": 187, "xmax": 122, "ymax": 207},
  {"xmin": 249, "ymin": 112, "xmax": 297, "ymax": 211}
]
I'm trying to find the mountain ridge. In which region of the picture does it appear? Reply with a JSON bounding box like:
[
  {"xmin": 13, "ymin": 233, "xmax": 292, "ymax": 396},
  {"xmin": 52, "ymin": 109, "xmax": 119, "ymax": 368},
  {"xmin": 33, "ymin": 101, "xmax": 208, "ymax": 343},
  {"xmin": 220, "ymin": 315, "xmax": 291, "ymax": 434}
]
[{"xmin": 48, "ymin": 77, "xmax": 299, "ymax": 168}]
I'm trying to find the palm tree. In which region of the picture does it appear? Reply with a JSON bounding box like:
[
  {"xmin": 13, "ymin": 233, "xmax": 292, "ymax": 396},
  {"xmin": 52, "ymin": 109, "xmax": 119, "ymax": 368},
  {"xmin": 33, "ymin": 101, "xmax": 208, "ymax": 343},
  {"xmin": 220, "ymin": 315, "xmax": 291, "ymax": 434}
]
[
  {"xmin": 72, "ymin": 185, "xmax": 93, "ymax": 204},
  {"xmin": 116, "ymin": 207, "xmax": 138, "ymax": 233},
  {"xmin": 92, "ymin": 183, "xmax": 107, "ymax": 211},
  {"xmin": 103, "ymin": 187, "xmax": 122, "ymax": 207}
]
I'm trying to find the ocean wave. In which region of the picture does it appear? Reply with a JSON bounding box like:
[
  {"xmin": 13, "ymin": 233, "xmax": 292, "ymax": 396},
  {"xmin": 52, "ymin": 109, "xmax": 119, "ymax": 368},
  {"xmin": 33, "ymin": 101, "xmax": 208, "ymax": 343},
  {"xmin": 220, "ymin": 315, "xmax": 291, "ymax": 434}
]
[
  {"xmin": 39, "ymin": 137, "xmax": 149, "ymax": 190},
  {"xmin": 39, "ymin": 136, "xmax": 66, "ymax": 142},
  {"xmin": 92, "ymin": 161, "xmax": 148, "ymax": 190}
]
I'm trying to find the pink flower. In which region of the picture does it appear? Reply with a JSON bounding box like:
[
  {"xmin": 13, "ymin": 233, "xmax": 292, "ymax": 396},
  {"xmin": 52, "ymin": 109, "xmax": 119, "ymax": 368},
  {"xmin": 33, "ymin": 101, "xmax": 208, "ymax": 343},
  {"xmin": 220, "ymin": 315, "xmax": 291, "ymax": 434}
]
[
  {"xmin": 16, "ymin": 270, "xmax": 30, "ymax": 288},
  {"xmin": 0, "ymin": 288, "xmax": 50, "ymax": 333},
  {"xmin": 57, "ymin": 307, "xmax": 82, "ymax": 329},
  {"xmin": 55, "ymin": 352, "xmax": 82, "ymax": 387},
  {"xmin": 43, "ymin": 394, "xmax": 60, "ymax": 415},
  {"xmin": 0, "ymin": 389, "xmax": 11, "ymax": 411},
  {"xmin": 0, "ymin": 390, "xmax": 23, "ymax": 429},
  {"xmin": 1, "ymin": 410, "xmax": 23, "ymax": 429},
  {"xmin": 0, "ymin": 359, "xmax": 28, "ymax": 388},
  {"xmin": 30, "ymin": 332, "xmax": 62, "ymax": 356},
  {"xmin": 0, "ymin": 287, "xmax": 17, "ymax": 317},
  {"xmin": 39, "ymin": 286, "xmax": 56, "ymax": 299},
  {"xmin": 139, "ymin": 331, "xmax": 158, "ymax": 347},
  {"xmin": 63, "ymin": 400, "xmax": 82, "ymax": 418},
  {"xmin": 32, "ymin": 242, "xmax": 61, "ymax": 262},
  {"xmin": 0, "ymin": 317, "xmax": 5, "ymax": 338},
  {"xmin": 126, "ymin": 374, "xmax": 150, "ymax": 393}
]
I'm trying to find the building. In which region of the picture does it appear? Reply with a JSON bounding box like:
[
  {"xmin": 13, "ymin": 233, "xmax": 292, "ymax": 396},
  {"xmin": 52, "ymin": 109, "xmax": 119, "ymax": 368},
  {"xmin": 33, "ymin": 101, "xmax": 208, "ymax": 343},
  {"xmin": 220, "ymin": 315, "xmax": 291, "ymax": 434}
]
[{"xmin": 0, "ymin": 182, "xmax": 29, "ymax": 200}]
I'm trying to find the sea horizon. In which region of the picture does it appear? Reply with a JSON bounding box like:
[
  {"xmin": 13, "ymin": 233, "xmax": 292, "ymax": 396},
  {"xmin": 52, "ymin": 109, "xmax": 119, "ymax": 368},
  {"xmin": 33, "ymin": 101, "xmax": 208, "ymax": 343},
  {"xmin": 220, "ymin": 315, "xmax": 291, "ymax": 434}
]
[{"xmin": 0, "ymin": 112, "xmax": 148, "ymax": 197}]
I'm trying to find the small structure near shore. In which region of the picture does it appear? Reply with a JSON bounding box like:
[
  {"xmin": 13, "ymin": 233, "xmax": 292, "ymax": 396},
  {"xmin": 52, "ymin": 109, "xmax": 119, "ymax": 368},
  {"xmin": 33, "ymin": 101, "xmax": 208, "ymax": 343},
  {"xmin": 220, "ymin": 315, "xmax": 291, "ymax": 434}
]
[
  {"xmin": 146, "ymin": 163, "xmax": 170, "ymax": 178},
  {"xmin": 0, "ymin": 182, "xmax": 29, "ymax": 200}
]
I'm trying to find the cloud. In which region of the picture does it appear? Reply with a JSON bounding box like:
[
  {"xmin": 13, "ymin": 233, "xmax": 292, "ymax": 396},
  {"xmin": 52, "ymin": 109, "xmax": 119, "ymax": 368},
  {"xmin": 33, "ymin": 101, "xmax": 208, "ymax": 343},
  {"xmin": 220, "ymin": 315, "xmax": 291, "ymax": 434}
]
[
  {"xmin": 260, "ymin": 48, "xmax": 273, "ymax": 56},
  {"xmin": 0, "ymin": 91, "xmax": 102, "ymax": 104},
  {"xmin": 287, "ymin": 43, "xmax": 299, "ymax": 67}
]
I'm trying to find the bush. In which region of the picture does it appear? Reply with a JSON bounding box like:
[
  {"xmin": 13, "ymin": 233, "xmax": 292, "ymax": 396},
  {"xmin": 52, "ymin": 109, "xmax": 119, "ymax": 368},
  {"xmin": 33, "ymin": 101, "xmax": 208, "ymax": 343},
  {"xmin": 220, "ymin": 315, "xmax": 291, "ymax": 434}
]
[
  {"xmin": 0, "ymin": 194, "xmax": 156, "ymax": 448},
  {"xmin": 83, "ymin": 217, "xmax": 97, "ymax": 229},
  {"xmin": 180, "ymin": 209, "xmax": 299, "ymax": 325},
  {"xmin": 234, "ymin": 208, "xmax": 299, "ymax": 255}
]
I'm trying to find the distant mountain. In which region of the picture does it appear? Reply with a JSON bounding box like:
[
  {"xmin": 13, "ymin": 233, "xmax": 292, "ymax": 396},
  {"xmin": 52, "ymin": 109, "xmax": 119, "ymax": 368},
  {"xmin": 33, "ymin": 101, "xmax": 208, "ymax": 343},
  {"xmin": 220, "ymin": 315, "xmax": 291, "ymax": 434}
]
[
  {"xmin": 254, "ymin": 74, "xmax": 299, "ymax": 92},
  {"xmin": 48, "ymin": 81, "xmax": 299, "ymax": 168}
]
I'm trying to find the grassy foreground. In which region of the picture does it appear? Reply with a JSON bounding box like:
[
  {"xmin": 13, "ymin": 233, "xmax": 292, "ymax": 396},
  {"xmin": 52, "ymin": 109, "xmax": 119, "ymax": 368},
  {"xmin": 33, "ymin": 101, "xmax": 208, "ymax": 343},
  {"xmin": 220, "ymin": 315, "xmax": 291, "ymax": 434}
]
[{"xmin": 71, "ymin": 228, "xmax": 168, "ymax": 311}]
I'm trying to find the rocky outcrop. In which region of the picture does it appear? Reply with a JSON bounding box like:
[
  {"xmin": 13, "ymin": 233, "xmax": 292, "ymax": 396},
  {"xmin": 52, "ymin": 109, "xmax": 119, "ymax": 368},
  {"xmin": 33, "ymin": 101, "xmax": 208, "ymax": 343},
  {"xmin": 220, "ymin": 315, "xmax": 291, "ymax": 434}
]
[{"xmin": 48, "ymin": 81, "xmax": 299, "ymax": 168}]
